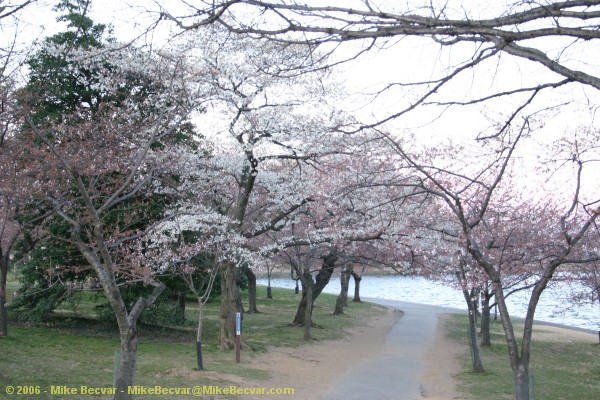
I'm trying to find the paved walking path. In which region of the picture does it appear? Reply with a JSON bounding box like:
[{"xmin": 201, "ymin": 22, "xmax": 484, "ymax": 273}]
[{"xmin": 323, "ymin": 299, "xmax": 462, "ymax": 400}]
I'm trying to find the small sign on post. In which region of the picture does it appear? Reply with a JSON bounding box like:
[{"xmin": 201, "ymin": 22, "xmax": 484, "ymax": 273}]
[{"xmin": 236, "ymin": 312, "xmax": 241, "ymax": 363}]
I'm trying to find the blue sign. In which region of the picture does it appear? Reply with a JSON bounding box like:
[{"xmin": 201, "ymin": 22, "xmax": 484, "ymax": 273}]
[{"xmin": 236, "ymin": 312, "xmax": 241, "ymax": 336}]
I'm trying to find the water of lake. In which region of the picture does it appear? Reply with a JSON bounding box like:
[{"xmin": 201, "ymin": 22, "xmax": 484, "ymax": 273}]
[{"xmin": 257, "ymin": 275, "xmax": 599, "ymax": 331}]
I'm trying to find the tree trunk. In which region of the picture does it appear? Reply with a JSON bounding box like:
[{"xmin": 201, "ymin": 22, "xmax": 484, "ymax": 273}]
[
  {"xmin": 0, "ymin": 254, "xmax": 8, "ymax": 337},
  {"xmin": 342, "ymin": 266, "xmax": 349, "ymax": 307},
  {"xmin": 455, "ymin": 269, "xmax": 484, "ymax": 373},
  {"xmin": 266, "ymin": 269, "xmax": 273, "ymax": 299},
  {"xmin": 242, "ymin": 263, "xmax": 258, "ymax": 313},
  {"xmin": 303, "ymin": 267, "xmax": 313, "ymax": 341},
  {"xmin": 514, "ymin": 362, "xmax": 530, "ymax": 400},
  {"xmin": 480, "ymin": 288, "xmax": 492, "ymax": 347},
  {"xmin": 219, "ymin": 261, "xmax": 243, "ymax": 349},
  {"xmin": 494, "ymin": 281, "xmax": 532, "ymax": 400},
  {"xmin": 333, "ymin": 265, "xmax": 349, "ymax": 315},
  {"xmin": 351, "ymin": 269, "xmax": 362, "ymax": 303},
  {"xmin": 196, "ymin": 299, "xmax": 204, "ymax": 370},
  {"xmin": 114, "ymin": 328, "xmax": 137, "ymax": 400},
  {"xmin": 292, "ymin": 252, "xmax": 337, "ymax": 326},
  {"xmin": 467, "ymin": 301, "xmax": 485, "ymax": 373},
  {"xmin": 175, "ymin": 290, "xmax": 187, "ymax": 324}
]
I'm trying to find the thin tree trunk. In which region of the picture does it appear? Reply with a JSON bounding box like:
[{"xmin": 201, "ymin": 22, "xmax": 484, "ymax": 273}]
[
  {"xmin": 0, "ymin": 255, "xmax": 8, "ymax": 337},
  {"xmin": 266, "ymin": 267, "xmax": 273, "ymax": 299},
  {"xmin": 455, "ymin": 269, "xmax": 484, "ymax": 373},
  {"xmin": 467, "ymin": 300, "xmax": 485, "ymax": 373},
  {"xmin": 176, "ymin": 290, "xmax": 187, "ymax": 323},
  {"xmin": 351, "ymin": 269, "xmax": 362, "ymax": 303},
  {"xmin": 303, "ymin": 267, "xmax": 313, "ymax": 341},
  {"xmin": 242, "ymin": 263, "xmax": 258, "ymax": 313},
  {"xmin": 494, "ymin": 281, "xmax": 530, "ymax": 400},
  {"xmin": 196, "ymin": 299, "xmax": 204, "ymax": 370},
  {"xmin": 293, "ymin": 252, "xmax": 337, "ymax": 325},
  {"xmin": 219, "ymin": 261, "xmax": 243, "ymax": 350},
  {"xmin": 0, "ymin": 265, "xmax": 8, "ymax": 337}
]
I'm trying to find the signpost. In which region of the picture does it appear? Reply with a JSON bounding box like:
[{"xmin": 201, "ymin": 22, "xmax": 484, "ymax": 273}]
[{"xmin": 235, "ymin": 312, "xmax": 241, "ymax": 363}]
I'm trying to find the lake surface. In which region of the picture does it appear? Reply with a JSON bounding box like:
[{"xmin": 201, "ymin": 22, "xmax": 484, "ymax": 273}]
[{"xmin": 257, "ymin": 275, "xmax": 600, "ymax": 331}]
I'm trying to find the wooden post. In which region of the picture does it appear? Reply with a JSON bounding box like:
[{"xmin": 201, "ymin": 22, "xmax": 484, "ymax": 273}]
[{"xmin": 236, "ymin": 312, "xmax": 241, "ymax": 363}]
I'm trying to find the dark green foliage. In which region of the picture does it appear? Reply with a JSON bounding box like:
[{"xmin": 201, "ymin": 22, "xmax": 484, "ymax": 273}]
[
  {"xmin": 11, "ymin": 220, "xmax": 91, "ymax": 321},
  {"xmin": 24, "ymin": 0, "xmax": 111, "ymax": 125}
]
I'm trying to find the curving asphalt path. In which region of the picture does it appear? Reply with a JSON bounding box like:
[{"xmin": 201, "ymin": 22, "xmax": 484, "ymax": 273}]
[{"xmin": 323, "ymin": 299, "xmax": 463, "ymax": 400}]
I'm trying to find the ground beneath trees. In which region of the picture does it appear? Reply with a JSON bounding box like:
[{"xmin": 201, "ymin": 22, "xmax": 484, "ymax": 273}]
[{"xmin": 207, "ymin": 303, "xmax": 596, "ymax": 400}]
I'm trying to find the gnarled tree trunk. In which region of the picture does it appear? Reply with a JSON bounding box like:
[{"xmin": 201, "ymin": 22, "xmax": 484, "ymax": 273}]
[
  {"xmin": 292, "ymin": 252, "xmax": 337, "ymax": 326},
  {"xmin": 351, "ymin": 268, "xmax": 362, "ymax": 303},
  {"xmin": 242, "ymin": 263, "xmax": 258, "ymax": 313},
  {"xmin": 333, "ymin": 264, "xmax": 350, "ymax": 315}
]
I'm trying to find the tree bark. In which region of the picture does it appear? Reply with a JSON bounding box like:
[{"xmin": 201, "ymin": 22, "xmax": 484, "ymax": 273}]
[
  {"xmin": 467, "ymin": 297, "xmax": 485, "ymax": 373},
  {"xmin": 303, "ymin": 267, "xmax": 313, "ymax": 341},
  {"xmin": 219, "ymin": 261, "xmax": 243, "ymax": 349},
  {"xmin": 455, "ymin": 269, "xmax": 484, "ymax": 373},
  {"xmin": 0, "ymin": 254, "xmax": 8, "ymax": 337},
  {"xmin": 494, "ymin": 281, "xmax": 531, "ymax": 400},
  {"xmin": 514, "ymin": 362, "xmax": 531, "ymax": 400},
  {"xmin": 292, "ymin": 252, "xmax": 337, "ymax": 326},
  {"xmin": 241, "ymin": 263, "xmax": 258, "ymax": 313},
  {"xmin": 333, "ymin": 265, "xmax": 349, "ymax": 315},
  {"xmin": 115, "ymin": 328, "xmax": 137, "ymax": 400},
  {"xmin": 175, "ymin": 290, "xmax": 187, "ymax": 323},
  {"xmin": 351, "ymin": 269, "xmax": 362, "ymax": 303},
  {"xmin": 480, "ymin": 288, "xmax": 493, "ymax": 347},
  {"xmin": 196, "ymin": 299, "xmax": 204, "ymax": 370},
  {"xmin": 266, "ymin": 268, "xmax": 273, "ymax": 299}
]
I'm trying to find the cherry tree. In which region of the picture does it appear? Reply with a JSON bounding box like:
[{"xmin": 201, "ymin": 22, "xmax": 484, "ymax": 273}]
[
  {"xmin": 262, "ymin": 131, "xmax": 426, "ymax": 332},
  {"xmin": 0, "ymin": 0, "xmax": 41, "ymax": 338},
  {"xmin": 138, "ymin": 25, "xmax": 353, "ymax": 349},
  {"xmin": 18, "ymin": 33, "xmax": 205, "ymax": 397},
  {"xmin": 380, "ymin": 115, "xmax": 599, "ymax": 399}
]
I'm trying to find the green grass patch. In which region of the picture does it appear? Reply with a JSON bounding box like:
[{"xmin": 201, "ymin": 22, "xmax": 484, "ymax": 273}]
[
  {"xmin": 1, "ymin": 282, "xmax": 382, "ymax": 399},
  {"xmin": 446, "ymin": 314, "xmax": 600, "ymax": 400}
]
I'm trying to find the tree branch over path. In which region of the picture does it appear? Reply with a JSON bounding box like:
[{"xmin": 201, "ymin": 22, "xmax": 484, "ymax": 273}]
[{"xmin": 160, "ymin": 0, "xmax": 600, "ymax": 91}]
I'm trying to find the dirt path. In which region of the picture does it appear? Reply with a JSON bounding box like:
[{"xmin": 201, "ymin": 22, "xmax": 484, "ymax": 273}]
[
  {"xmin": 243, "ymin": 303, "xmax": 464, "ymax": 400},
  {"xmin": 233, "ymin": 304, "xmax": 597, "ymax": 400},
  {"xmin": 245, "ymin": 307, "xmax": 403, "ymax": 399},
  {"xmin": 421, "ymin": 314, "xmax": 465, "ymax": 399}
]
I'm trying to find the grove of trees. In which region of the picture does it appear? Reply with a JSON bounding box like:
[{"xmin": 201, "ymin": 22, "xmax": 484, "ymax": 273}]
[{"xmin": 1, "ymin": 1, "xmax": 599, "ymax": 400}]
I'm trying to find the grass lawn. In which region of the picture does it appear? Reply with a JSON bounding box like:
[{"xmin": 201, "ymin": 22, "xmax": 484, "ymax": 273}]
[
  {"xmin": 446, "ymin": 314, "xmax": 600, "ymax": 400},
  {"xmin": 1, "ymin": 273, "xmax": 382, "ymax": 400}
]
